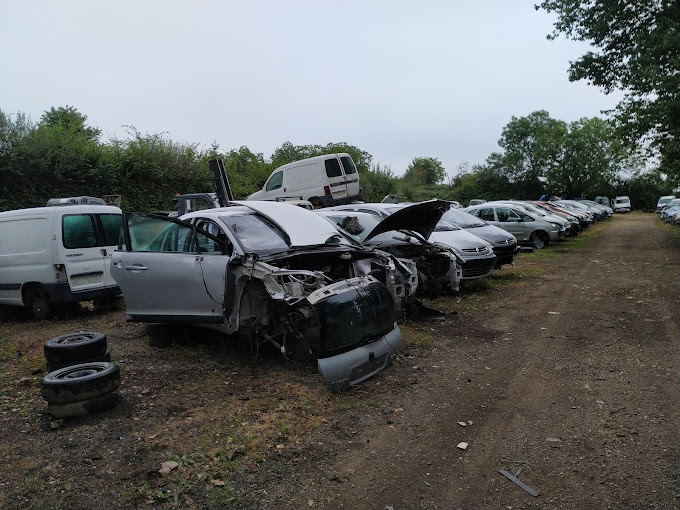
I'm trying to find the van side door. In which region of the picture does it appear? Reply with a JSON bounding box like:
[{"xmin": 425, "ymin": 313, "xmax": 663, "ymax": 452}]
[
  {"xmin": 339, "ymin": 155, "xmax": 360, "ymax": 199},
  {"xmin": 59, "ymin": 209, "xmax": 110, "ymax": 293},
  {"xmin": 324, "ymin": 156, "xmax": 348, "ymax": 202},
  {"xmin": 96, "ymin": 212, "xmax": 123, "ymax": 287}
]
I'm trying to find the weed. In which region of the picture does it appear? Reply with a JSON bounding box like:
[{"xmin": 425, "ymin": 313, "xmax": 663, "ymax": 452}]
[{"xmin": 207, "ymin": 485, "xmax": 236, "ymax": 506}]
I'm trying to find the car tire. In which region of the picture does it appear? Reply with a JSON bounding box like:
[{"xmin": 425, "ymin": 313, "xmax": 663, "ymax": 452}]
[
  {"xmin": 47, "ymin": 391, "xmax": 120, "ymax": 419},
  {"xmin": 41, "ymin": 362, "xmax": 120, "ymax": 405},
  {"xmin": 46, "ymin": 350, "xmax": 111, "ymax": 373},
  {"xmin": 44, "ymin": 332, "xmax": 108, "ymax": 363},
  {"xmin": 31, "ymin": 293, "xmax": 51, "ymax": 320},
  {"xmin": 530, "ymin": 231, "xmax": 549, "ymax": 249}
]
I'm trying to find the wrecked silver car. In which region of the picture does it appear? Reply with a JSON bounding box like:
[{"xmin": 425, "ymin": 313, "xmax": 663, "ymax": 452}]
[
  {"xmin": 317, "ymin": 200, "xmax": 463, "ymax": 295},
  {"xmin": 111, "ymin": 201, "xmax": 408, "ymax": 391}
]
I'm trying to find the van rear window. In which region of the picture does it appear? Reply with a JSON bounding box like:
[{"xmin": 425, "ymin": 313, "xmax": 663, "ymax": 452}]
[
  {"xmin": 340, "ymin": 156, "xmax": 357, "ymax": 174},
  {"xmin": 63, "ymin": 215, "xmax": 98, "ymax": 249},
  {"xmin": 100, "ymin": 214, "xmax": 123, "ymax": 246},
  {"xmin": 325, "ymin": 158, "xmax": 342, "ymax": 178}
]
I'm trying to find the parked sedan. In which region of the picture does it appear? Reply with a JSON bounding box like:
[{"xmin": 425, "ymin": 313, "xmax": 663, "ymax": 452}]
[
  {"xmin": 464, "ymin": 203, "xmax": 561, "ymax": 249},
  {"xmin": 326, "ymin": 202, "xmax": 497, "ymax": 280},
  {"xmin": 439, "ymin": 206, "xmax": 519, "ymax": 267},
  {"xmin": 112, "ymin": 201, "xmax": 407, "ymax": 391}
]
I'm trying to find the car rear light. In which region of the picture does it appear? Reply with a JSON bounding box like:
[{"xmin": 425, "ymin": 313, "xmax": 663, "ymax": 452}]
[{"xmin": 324, "ymin": 186, "xmax": 331, "ymax": 196}]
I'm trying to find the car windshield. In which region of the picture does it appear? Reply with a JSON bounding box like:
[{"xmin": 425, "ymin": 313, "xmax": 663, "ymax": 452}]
[
  {"xmin": 221, "ymin": 213, "xmax": 290, "ymax": 252},
  {"xmin": 323, "ymin": 213, "xmax": 404, "ymax": 243},
  {"xmin": 442, "ymin": 207, "xmax": 486, "ymax": 227}
]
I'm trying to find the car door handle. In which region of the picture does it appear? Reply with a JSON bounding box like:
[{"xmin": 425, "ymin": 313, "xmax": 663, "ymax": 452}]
[{"xmin": 124, "ymin": 265, "xmax": 148, "ymax": 271}]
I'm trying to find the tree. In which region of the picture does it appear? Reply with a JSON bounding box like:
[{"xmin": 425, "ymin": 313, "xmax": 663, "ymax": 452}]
[
  {"xmin": 537, "ymin": 0, "xmax": 680, "ymax": 183},
  {"xmin": 39, "ymin": 106, "xmax": 101, "ymax": 142},
  {"xmin": 403, "ymin": 157, "xmax": 446, "ymax": 186},
  {"xmin": 548, "ymin": 117, "xmax": 643, "ymax": 197}
]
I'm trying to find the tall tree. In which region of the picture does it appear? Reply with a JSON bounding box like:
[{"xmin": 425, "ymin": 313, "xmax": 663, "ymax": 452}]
[
  {"xmin": 537, "ymin": 0, "xmax": 680, "ymax": 183},
  {"xmin": 495, "ymin": 110, "xmax": 568, "ymax": 197},
  {"xmin": 403, "ymin": 157, "xmax": 446, "ymax": 186}
]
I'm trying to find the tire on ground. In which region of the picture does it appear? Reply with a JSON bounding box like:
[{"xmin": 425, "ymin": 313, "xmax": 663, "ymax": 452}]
[
  {"xmin": 41, "ymin": 362, "xmax": 120, "ymax": 404},
  {"xmin": 46, "ymin": 350, "xmax": 111, "ymax": 373},
  {"xmin": 44, "ymin": 332, "xmax": 108, "ymax": 363},
  {"xmin": 47, "ymin": 391, "xmax": 120, "ymax": 419}
]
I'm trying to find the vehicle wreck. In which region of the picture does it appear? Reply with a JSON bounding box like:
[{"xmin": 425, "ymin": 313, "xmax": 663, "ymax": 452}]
[
  {"xmin": 111, "ymin": 201, "xmax": 411, "ymax": 391},
  {"xmin": 318, "ymin": 200, "xmax": 463, "ymax": 296}
]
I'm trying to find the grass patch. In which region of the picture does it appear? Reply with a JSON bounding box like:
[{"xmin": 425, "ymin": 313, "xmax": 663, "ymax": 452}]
[{"xmin": 399, "ymin": 324, "xmax": 434, "ymax": 347}]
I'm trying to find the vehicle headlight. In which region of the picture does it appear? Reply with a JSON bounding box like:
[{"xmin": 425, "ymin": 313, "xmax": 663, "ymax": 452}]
[{"xmin": 549, "ymin": 222, "xmax": 561, "ymax": 228}]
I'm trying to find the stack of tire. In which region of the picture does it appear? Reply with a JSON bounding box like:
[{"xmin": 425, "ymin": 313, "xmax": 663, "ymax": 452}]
[{"xmin": 41, "ymin": 332, "xmax": 120, "ymax": 419}]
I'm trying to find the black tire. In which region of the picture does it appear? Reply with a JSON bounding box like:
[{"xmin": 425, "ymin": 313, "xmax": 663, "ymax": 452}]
[
  {"xmin": 309, "ymin": 197, "xmax": 324, "ymax": 209},
  {"xmin": 31, "ymin": 294, "xmax": 51, "ymax": 320},
  {"xmin": 44, "ymin": 332, "xmax": 107, "ymax": 363},
  {"xmin": 41, "ymin": 362, "xmax": 120, "ymax": 404},
  {"xmin": 47, "ymin": 391, "xmax": 120, "ymax": 419},
  {"xmin": 46, "ymin": 350, "xmax": 111, "ymax": 373},
  {"xmin": 530, "ymin": 231, "xmax": 549, "ymax": 249}
]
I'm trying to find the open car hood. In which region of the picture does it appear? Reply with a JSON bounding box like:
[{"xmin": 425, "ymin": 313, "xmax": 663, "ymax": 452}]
[{"xmin": 363, "ymin": 199, "xmax": 450, "ymax": 243}]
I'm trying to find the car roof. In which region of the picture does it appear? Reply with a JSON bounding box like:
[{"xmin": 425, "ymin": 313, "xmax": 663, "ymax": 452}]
[{"xmin": 181, "ymin": 201, "xmax": 341, "ymax": 248}]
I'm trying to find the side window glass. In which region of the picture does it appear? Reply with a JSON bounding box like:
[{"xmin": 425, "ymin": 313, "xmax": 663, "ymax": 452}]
[
  {"xmin": 126, "ymin": 214, "xmax": 195, "ymax": 253},
  {"xmin": 99, "ymin": 214, "xmax": 123, "ymax": 246},
  {"xmin": 340, "ymin": 156, "xmax": 357, "ymax": 174},
  {"xmin": 478, "ymin": 208, "xmax": 495, "ymax": 222},
  {"xmin": 266, "ymin": 171, "xmax": 283, "ymax": 191},
  {"xmin": 63, "ymin": 215, "xmax": 98, "ymax": 249},
  {"xmin": 496, "ymin": 208, "xmax": 511, "ymax": 222},
  {"xmin": 518, "ymin": 211, "xmax": 533, "ymax": 222},
  {"xmin": 325, "ymin": 158, "xmax": 342, "ymax": 177},
  {"xmin": 196, "ymin": 220, "xmax": 232, "ymax": 255}
]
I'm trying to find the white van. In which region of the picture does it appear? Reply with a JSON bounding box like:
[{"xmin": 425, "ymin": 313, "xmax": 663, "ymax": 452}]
[
  {"xmin": 611, "ymin": 196, "xmax": 631, "ymax": 213},
  {"xmin": 0, "ymin": 204, "xmax": 123, "ymax": 319},
  {"xmin": 247, "ymin": 153, "xmax": 363, "ymax": 208}
]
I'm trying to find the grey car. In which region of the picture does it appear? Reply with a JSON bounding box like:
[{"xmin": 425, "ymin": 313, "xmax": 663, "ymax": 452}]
[
  {"xmin": 111, "ymin": 201, "xmax": 405, "ymax": 391},
  {"xmin": 464, "ymin": 204, "xmax": 561, "ymax": 249}
]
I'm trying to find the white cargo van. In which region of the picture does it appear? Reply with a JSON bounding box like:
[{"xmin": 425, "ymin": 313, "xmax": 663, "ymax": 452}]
[
  {"xmin": 0, "ymin": 204, "xmax": 122, "ymax": 319},
  {"xmin": 611, "ymin": 196, "xmax": 631, "ymax": 213},
  {"xmin": 247, "ymin": 153, "xmax": 363, "ymax": 208}
]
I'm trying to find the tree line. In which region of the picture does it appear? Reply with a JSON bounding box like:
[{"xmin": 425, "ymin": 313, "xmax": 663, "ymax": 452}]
[{"xmin": 0, "ymin": 105, "xmax": 675, "ymax": 212}]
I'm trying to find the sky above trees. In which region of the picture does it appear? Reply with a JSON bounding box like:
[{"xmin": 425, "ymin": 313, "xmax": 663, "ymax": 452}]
[{"xmin": 0, "ymin": 0, "xmax": 626, "ymax": 179}]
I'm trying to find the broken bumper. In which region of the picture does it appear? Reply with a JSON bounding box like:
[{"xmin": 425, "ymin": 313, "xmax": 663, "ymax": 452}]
[{"xmin": 318, "ymin": 325, "xmax": 402, "ymax": 392}]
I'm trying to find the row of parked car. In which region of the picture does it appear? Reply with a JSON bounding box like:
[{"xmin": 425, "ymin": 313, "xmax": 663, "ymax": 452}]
[
  {"xmin": 657, "ymin": 195, "xmax": 680, "ymax": 224},
  {"xmin": 109, "ymin": 194, "xmax": 613, "ymax": 390},
  {"xmin": 0, "ymin": 187, "xmax": 616, "ymax": 391}
]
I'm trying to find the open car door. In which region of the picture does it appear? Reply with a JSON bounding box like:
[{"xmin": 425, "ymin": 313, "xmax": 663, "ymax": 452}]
[{"xmin": 111, "ymin": 213, "xmax": 231, "ymax": 323}]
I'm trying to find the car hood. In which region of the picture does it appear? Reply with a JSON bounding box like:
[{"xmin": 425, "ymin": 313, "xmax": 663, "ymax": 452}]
[
  {"xmin": 430, "ymin": 228, "xmax": 490, "ymax": 250},
  {"xmin": 233, "ymin": 200, "xmax": 341, "ymax": 247},
  {"xmin": 462, "ymin": 224, "xmax": 516, "ymax": 246},
  {"xmin": 363, "ymin": 199, "xmax": 450, "ymax": 243}
]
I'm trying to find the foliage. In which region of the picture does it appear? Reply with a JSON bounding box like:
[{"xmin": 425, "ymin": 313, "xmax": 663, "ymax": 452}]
[
  {"xmin": 403, "ymin": 157, "xmax": 446, "ymax": 186},
  {"xmin": 537, "ymin": 0, "xmax": 680, "ymax": 184}
]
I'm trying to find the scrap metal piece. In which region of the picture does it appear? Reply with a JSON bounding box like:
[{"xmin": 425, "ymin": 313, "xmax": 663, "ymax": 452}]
[{"xmin": 499, "ymin": 469, "xmax": 539, "ymax": 497}]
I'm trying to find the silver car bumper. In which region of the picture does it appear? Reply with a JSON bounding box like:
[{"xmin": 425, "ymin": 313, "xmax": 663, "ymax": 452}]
[{"xmin": 318, "ymin": 325, "xmax": 402, "ymax": 392}]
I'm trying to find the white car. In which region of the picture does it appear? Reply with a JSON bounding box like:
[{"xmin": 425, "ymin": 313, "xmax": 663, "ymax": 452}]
[
  {"xmin": 111, "ymin": 201, "xmax": 406, "ymax": 391},
  {"xmin": 611, "ymin": 196, "xmax": 632, "ymax": 213}
]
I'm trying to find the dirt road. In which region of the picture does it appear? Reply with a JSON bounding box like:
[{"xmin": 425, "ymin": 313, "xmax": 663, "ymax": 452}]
[
  {"xmin": 246, "ymin": 212, "xmax": 680, "ymax": 509},
  {"xmin": 1, "ymin": 212, "xmax": 679, "ymax": 509}
]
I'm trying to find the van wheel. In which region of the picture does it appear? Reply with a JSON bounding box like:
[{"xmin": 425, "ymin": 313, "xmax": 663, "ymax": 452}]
[
  {"xmin": 31, "ymin": 293, "xmax": 51, "ymax": 320},
  {"xmin": 310, "ymin": 197, "xmax": 324, "ymax": 209}
]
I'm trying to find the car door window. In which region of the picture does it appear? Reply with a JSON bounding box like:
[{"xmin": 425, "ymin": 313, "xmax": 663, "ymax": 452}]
[
  {"xmin": 266, "ymin": 171, "xmax": 283, "ymax": 191},
  {"xmin": 478, "ymin": 208, "xmax": 496, "ymax": 222},
  {"xmin": 124, "ymin": 214, "xmax": 198, "ymax": 253},
  {"xmin": 517, "ymin": 211, "xmax": 534, "ymax": 222},
  {"xmin": 195, "ymin": 220, "xmax": 233, "ymax": 255},
  {"xmin": 340, "ymin": 156, "xmax": 357, "ymax": 174}
]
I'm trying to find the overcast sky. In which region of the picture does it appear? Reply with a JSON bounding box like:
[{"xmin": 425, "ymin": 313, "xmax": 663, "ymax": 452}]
[{"xmin": 0, "ymin": 0, "xmax": 624, "ymax": 178}]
